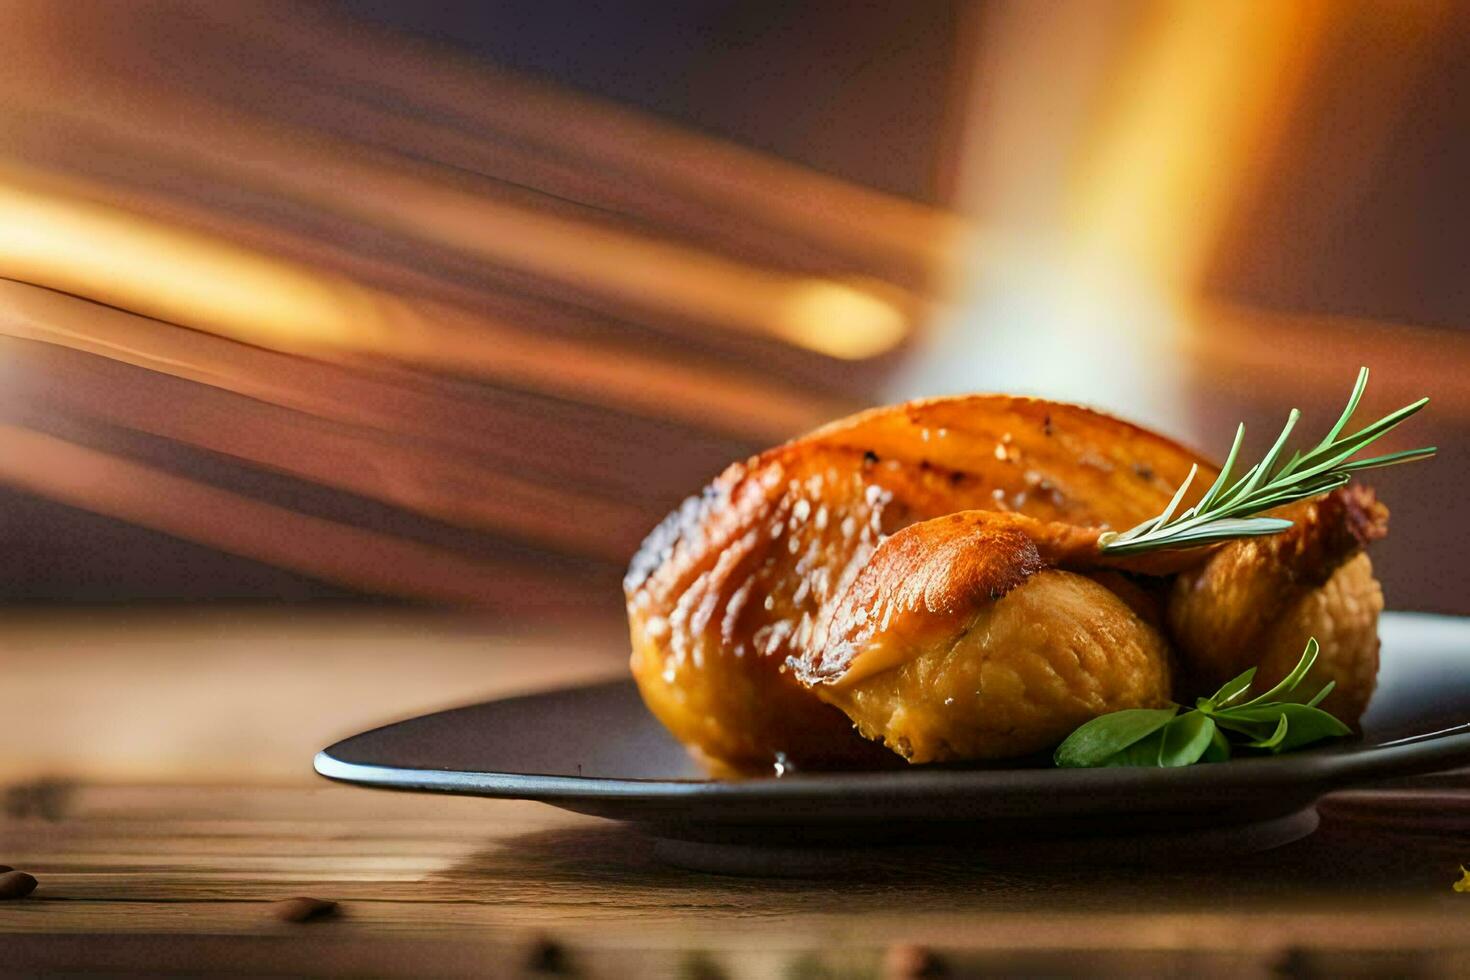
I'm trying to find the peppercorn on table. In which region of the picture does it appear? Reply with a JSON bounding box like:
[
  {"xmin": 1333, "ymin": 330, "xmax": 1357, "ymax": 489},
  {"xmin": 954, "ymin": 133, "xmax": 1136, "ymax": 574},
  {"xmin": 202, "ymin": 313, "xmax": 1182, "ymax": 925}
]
[{"xmin": 2, "ymin": 610, "xmax": 1469, "ymax": 977}]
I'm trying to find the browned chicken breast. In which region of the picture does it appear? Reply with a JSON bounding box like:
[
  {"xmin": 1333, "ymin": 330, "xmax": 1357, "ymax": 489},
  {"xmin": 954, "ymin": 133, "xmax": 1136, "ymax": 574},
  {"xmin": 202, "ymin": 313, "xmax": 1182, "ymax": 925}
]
[
  {"xmin": 792, "ymin": 511, "xmax": 1173, "ymax": 763},
  {"xmin": 1167, "ymin": 485, "xmax": 1389, "ymax": 723},
  {"xmin": 625, "ymin": 396, "xmax": 1211, "ymax": 772}
]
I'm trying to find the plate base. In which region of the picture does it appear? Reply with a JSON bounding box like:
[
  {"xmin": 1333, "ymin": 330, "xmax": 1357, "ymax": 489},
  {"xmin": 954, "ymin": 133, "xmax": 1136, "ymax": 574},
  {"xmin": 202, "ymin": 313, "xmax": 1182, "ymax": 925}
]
[{"xmin": 650, "ymin": 806, "xmax": 1320, "ymax": 876}]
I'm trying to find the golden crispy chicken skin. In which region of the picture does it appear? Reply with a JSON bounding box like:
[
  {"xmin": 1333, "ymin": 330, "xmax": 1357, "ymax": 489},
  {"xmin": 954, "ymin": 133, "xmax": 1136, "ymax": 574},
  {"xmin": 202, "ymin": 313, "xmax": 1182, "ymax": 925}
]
[
  {"xmin": 1167, "ymin": 485, "xmax": 1389, "ymax": 723},
  {"xmin": 792, "ymin": 511, "xmax": 1172, "ymax": 763},
  {"xmin": 626, "ymin": 396, "xmax": 1211, "ymax": 772},
  {"xmin": 627, "ymin": 447, "xmax": 920, "ymax": 771}
]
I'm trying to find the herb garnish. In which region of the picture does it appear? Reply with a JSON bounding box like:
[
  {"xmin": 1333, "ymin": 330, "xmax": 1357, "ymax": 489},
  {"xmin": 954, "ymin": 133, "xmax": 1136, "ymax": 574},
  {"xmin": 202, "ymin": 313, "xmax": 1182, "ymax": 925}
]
[
  {"xmin": 1098, "ymin": 367, "xmax": 1434, "ymax": 556},
  {"xmin": 1054, "ymin": 638, "xmax": 1351, "ymax": 768}
]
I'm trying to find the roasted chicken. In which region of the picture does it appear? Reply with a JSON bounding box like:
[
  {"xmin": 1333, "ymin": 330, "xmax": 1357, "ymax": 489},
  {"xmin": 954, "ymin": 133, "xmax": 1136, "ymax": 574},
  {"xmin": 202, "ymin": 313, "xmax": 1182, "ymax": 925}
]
[{"xmin": 625, "ymin": 395, "xmax": 1392, "ymax": 773}]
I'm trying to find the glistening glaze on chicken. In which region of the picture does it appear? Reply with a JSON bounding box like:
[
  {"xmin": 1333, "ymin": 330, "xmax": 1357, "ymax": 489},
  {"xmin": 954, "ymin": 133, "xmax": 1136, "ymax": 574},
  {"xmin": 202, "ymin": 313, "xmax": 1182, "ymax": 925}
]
[{"xmin": 625, "ymin": 395, "xmax": 1213, "ymax": 772}]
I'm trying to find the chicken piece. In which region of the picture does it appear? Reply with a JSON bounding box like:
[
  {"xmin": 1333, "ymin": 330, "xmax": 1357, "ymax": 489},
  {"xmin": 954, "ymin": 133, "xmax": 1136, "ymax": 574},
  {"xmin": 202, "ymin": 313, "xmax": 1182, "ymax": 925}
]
[
  {"xmin": 626, "ymin": 395, "xmax": 1210, "ymax": 772},
  {"xmin": 1167, "ymin": 485, "xmax": 1388, "ymax": 723},
  {"xmin": 628, "ymin": 445, "xmax": 956, "ymax": 772},
  {"xmin": 791, "ymin": 511, "xmax": 1173, "ymax": 763},
  {"xmin": 628, "ymin": 446, "xmax": 913, "ymax": 772}
]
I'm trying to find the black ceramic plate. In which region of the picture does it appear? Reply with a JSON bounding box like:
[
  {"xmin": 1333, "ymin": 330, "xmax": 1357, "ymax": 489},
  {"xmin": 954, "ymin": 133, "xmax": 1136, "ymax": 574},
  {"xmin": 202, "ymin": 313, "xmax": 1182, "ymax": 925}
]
[{"xmin": 317, "ymin": 612, "xmax": 1470, "ymax": 853}]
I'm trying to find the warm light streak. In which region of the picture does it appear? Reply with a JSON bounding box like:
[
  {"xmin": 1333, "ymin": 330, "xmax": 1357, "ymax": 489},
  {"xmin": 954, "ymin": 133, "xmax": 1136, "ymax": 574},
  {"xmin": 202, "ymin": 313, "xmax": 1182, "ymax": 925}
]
[
  {"xmin": 0, "ymin": 169, "xmax": 396, "ymax": 355},
  {"xmin": 0, "ymin": 2, "xmax": 942, "ymax": 366},
  {"xmin": 0, "ymin": 328, "xmax": 652, "ymax": 560},
  {"xmin": 0, "ymin": 154, "xmax": 912, "ymax": 362},
  {"xmin": 773, "ymin": 278, "xmax": 911, "ymax": 360},
  {"xmin": 0, "ymin": 422, "xmax": 557, "ymax": 608},
  {"xmin": 893, "ymin": 0, "xmax": 1342, "ymax": 425},
  {"xmin": 335, "ymin": 168, "xmax": 915, "ymax": 360},
  {"xmin": 0, "ymin": 167, "xmax": 851, "ymax": 438},
  {"xmin": 1068, "ymin": 2, "xmax": 1330, "ymax": 290}
]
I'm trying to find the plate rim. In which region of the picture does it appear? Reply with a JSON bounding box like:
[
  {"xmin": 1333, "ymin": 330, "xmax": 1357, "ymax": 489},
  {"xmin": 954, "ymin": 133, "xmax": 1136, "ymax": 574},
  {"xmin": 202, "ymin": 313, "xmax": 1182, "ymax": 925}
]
[{"xmin": 314, "ymin": 705, "xmax": 1470, "ymax": 802}]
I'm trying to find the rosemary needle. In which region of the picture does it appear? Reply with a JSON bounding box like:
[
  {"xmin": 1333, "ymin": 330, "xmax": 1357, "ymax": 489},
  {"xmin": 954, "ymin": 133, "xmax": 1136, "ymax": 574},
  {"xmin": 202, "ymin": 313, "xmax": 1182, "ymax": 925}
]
[{"xmin": 1098, "ymin": 367, "xmax": 1435, "ymax": 556}]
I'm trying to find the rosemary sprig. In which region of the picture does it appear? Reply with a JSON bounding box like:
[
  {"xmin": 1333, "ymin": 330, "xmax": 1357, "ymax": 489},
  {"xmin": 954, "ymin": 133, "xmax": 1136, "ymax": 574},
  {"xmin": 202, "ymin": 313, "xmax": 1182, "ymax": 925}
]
[
  {"xmin": 1054, "ymin": 638, "xmax": 1351, "ymax": 768},
  {"xmin": 1097, "ymin": 367, "xmax": 1435, "ymax": 556}
]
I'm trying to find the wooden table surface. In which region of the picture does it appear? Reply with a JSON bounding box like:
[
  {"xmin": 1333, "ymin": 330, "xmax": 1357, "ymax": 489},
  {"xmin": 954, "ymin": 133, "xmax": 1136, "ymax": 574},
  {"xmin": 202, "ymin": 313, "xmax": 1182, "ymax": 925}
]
[{"xmin": 3, "ymin": 610, "xmax": 1470, "ymax": 978}]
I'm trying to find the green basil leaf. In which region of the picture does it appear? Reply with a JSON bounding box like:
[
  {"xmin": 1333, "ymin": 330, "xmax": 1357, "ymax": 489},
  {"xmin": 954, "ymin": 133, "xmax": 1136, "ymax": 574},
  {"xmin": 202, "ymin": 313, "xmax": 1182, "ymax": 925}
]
[
  {"xmin": 1273, "ymin": 676, "xmax": 1336, "ymax": 707},
  {"xmin": 1054, "ymin": 706, "xmax": 1179, "ymax": 768},
  {"xmin": 1213, "ymin": 703, "xmax": 1293, "ymax": 724},
  {"xmin": 1240, "ymin": 638, "xmax": 1319, "ymax": 706},
  {"xmin": 1264, "ymin": 703, "xmax": 1351, "ymax": 751},
  {"xmin": 1210, "ymin": 667, "xmax": 1257, "ymax": 707},
  {"xmin": 1203, "ymin": 724, "xmax": 1232, "ymax": 763},
  {"xmin": 1158, "ymin": 712, "xmax": 1216, "ymax": 767},
  {"xmin": 1306, "ymin": 680, "xmax": 1336, "ymax": 708},
  {"xmin": 1245, "ymin": 713, "xmax": 1290, "ymax": 751},
  {"xmin": 1099, "ymin": 727, "xmax": 1170, "ymax": 767},
  {"xmin": 1212, "ymin": 701, "xmax": 1351, "ymax": 754},
  {"xmin": 1212, "ymin": 712, "xmax": 1280, "ymax": 740}
]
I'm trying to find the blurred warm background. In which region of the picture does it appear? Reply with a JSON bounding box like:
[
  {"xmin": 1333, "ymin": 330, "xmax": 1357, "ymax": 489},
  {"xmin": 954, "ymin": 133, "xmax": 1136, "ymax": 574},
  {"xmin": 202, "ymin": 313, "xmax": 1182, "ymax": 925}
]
[{"xmin": 3, "ymin": 0, "xmax": 1466, "ymax": 781}]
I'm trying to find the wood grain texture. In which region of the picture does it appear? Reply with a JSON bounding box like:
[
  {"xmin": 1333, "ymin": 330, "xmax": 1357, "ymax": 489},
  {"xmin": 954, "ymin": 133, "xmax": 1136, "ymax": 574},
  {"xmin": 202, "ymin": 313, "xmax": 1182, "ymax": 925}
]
[{"xmin": 1, "ymin": 783, "xmax": 1469, "ymax": 978}]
